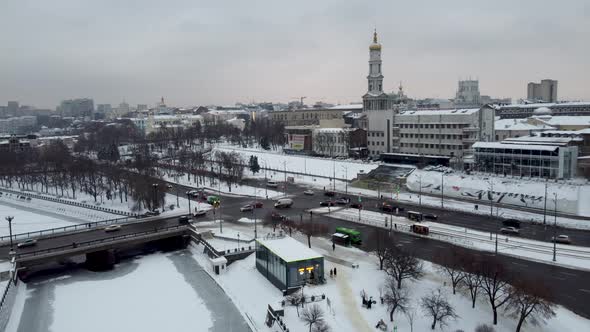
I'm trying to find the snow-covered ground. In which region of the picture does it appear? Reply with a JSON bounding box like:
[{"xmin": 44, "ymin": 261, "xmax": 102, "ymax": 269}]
[
  {"xmin": 0, "ymin": 203, "xmax": 78, "ymax": 238},
  {"xmin": 6, "ymin": 254, "xmax": 217, "ymax": 332},
  {"xmin": 311, "ymin": 207, "xmax": 590, "ymax": 271},
  {"xmin": 191, "ymin": 224, "xmax": 590, "ymax": 332}
]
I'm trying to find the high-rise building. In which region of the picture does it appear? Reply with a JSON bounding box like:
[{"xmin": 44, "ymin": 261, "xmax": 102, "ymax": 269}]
[
  {"xmin": 137, "ymin": 104, "xmax": 148, "ymax": 111},
  {"xmin": 58, "ymin": 98, "xmax": 94, "ymax": 118},
  {"xmin": 527, "ymin": 79, "xmax": 558, "ymax": 103},
  {"xmin": 97, "ymin": 104, "xmax": 112, "ymax": 114},
  {"xmin": 455, "ymin": 80, "xmax": 480, "ymax": 107},
  {"xmin": 7, "ymin": 101, "xmax": 19, "ymax": 116}
]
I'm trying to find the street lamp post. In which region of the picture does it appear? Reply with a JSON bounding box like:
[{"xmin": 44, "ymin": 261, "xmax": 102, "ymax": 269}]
[
  {"xmin": 553, "ymin": 193, "xmax": 557, "ymax": 262},
  {"xmin": 253, "ymin": 188, "xmax": 258, "ymax": 239},
  {"xmin": 342, "ymin": 165, "xmax": 348, "ymax": 194},
  {"xmin": 264, "ymin": 161, "xmax": 268, "ymax": 199},
  {"xmin": 418, "ymin": 175, "xmax": 422, "ymax": 207},
  {"xmin": 218, "ymin": 164, "xmax": 222, "ymax": 234},
  {"xmin": 441, "ymin": 172, "xmax": 444, "ymax": 209},
  {"xmin": 332, "ymin": 159, "xmax": 336, "ymax": 191},
  {"xmin": 543, "ymin": 180, "xmax": 548, "ymax": 225},
  {"xmin": 283, "ymin": 161, "xmax": 287, "ymax": 196},
  {"xmin": 5, "ymin": 216, "xmax": 14, "ymax": 252},
  {"xmin": 152, "ymin": 184, "xmax": 159, "ymax": 212},
  {"xmin": 176, "ymin": 187, "xmax": 179, "ymax": 208},
  {"xmin": 237, "ymin": 233, "xmax": 240, "ymax": 251},
  {"xmin": 186, "ymin": 192, "xmax": 192, "ymax": 215}
]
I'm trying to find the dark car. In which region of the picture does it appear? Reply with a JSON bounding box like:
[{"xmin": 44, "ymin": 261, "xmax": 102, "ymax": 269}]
[
  {"xmin": 271, "ymin": 212, "xmax": 286, "ymax": 221},
  {"xmin": 350, "ymin": 203, "xmax": 363, "ymax": 209},
  {"xmin": 178, "ymin": 215, "xmax": 190, "ymax": 224},
  {"xmin": 424, "ymin": 213, "xmax": 438, "ymax": 220},
  {"xmin": 320, "ymin": 200, "xmax": 335, "ymax": 207},
  {"xmin": 380, "ymin": 204, "xmax": 394, "ymax": 213},
  {"xmin": 336, "ymin": 197, "xmax": 350, "ymax": 205},
  {"xmin": 251, "ymin": 201, "xmax": 264, "ymax": 208},
  {"xmin": 324, "ymin": 191, "xmax": 336, "ymax": 197},
  {"xmin": 502, "ymin": 219, "xmax": 521, "ymax": 228}
]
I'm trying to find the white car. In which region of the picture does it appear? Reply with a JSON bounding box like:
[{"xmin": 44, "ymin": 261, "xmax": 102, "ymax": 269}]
[
  {"xmin": 240, "ymin": 205, "xmax": 254, "ymax": 212},
  {"xmin": 266, "ymin": 181, "xmax": 279, "ymax": 188},
  {"xmin": 552, "ymin": 235, "xmax": 572, "ymax": 244},
  {"xmin": 17, "ymin": 239, "xmax": 38, "ymax": 248},
  {"xmin": 500, "ymin": 227, "xmax": 519, "ymax": 235},
  {"xmin": 193, "ymin": 210, "xmax": 207, "ymax": 217},
  {"xmin": 303, "ymin": 189, "xmax": 314, "ymax": 196},
  {"xmin": 104, "ymin": 225, "xmax": 122, "ymax": 233}
]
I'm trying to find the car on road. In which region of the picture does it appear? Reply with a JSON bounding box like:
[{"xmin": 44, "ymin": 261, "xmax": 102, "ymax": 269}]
[
  {"xmin": 240, "ymin": 204, "xmax": 254, "ymax": 212},
  {"xmin": 336, "ymin": 197, "xmax": 350, "ymax": 205},
  {"xmin": 552, "ymin": 235, "xmax": 572, "ymax": 244},
  {"xmin": 500, "ymin": 227, "xmax": 519, "ymax": 235},
  {"xmin": 380, "ymin": 203, "xmax": 394, "ymax": 213},
  {"xmin": 320, "ymin": 200, "xmax": 335, "ymax": 207},
  {"xmin": 251, "ymin": 201, "xmax": 264, "ymax": 208},
  {"xmin": 17, "ymin": 239, "xmax": 37, "ymax": 248},
  {"xmin": 266, "ymin": 181, "xmax": 279, "ymax": 188},
  {"xmin": 274, "ymin": 198, "xmax": 293, "ymax": 208},
  {"xmin": 144, "ymin": 209, "xmax": 160, "ymax": 217},
  {"xmin": 166, "ymin": 184, "xmax": 173, "ymax": 189},
  {"xmin": 178, "ymin": 215, "xmax": 191, "ymax": 224},
  {"xmin": 502, "ymin": 219, "xmax": 521, "ymax": 228},
  {"xmin": 324, "ymin": 191, "xmax": 336, "ymax": 197},
  {"xmin": 303, "ymin": 189, "xmax": 315, "ymax": 196},
  {"xmin": 424, "ymin": 213, "xmax": 438, "ymax": 220},
  {"xmin": 193, "ymin": 210, "xmax": 207, "ymax": 217},
  {"xmin": 271, "ymin": 212, "xmax": 286, "ymax": 221},
  {"xmin": 349, "ymin": 203, "xmax": 363, "ymax": 209},
  {"xmin": 104, "ymin": 225, "xmax": 122, "ymax": 233}
]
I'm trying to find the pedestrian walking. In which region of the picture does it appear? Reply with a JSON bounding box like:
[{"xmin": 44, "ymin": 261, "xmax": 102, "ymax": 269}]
[
  {"xmin": 332, "ymin": 242, "xmax": 335, "ymax": 251},
  {"xmin": 330, "ymin": 269, "xmax": 333, "ymax": 278},
  {"xmin": 333, "ymin": 267, "xmax": 337, "ymax": 277}
]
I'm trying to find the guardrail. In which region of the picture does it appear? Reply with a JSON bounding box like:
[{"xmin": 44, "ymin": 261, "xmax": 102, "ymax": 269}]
[
  {"xmin": 0, "ymin": 187, "xmax": 137, "ymax": 217},
  {"xmin": 0, "ymin": 259, "xmax": 18, "ymax": 332},
  {"xmin": 0, "ymin": 215, "xmax": 141, "ymax": 243},
  {"xmin": 14, "ymin": 225, "xmax": 188, "ymax": 260}
]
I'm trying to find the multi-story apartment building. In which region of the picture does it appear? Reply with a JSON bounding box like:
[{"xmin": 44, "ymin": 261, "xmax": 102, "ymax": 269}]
[
  {"xmin": 0, "ymin": 116, "xmax": 38, "ymax": 135},
  {"xmin": 270, "ymin": 105, "xmax": 359, "ymax": 127},
  {"xmin": 58, "ymin": 98, "xmax": 94, "ymax": 118},
  {"xmin": 392, "ymin": 106, "xmax": 495, "ymax": 158},
  {"xmin": 496, "ymin": 102, "xmax": 590, "ymax": 119},
  {"xmin": 527, "ymin": 79, "xmax": 558, "ymax": 103}
]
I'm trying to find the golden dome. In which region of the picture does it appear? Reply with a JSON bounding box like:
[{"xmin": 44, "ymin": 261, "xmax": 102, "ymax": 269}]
[{"xmin": 369, "ymin": 29, "xmax": 381, "ymax": 51}]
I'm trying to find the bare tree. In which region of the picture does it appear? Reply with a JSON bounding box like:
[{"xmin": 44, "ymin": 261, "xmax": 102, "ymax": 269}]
[
  {"xmin": 507, "ymin": 281, "xmax": 555, "ymax": 332},
  {"xmin": 479, "ymin": 258, "xmax": 512, "ymax": 325},
  {"xmin": 405, "ymin": 305, "xmax": 417, "ymax": 332},
  {"xmin": 301, "ymin": 304, "xmax": 325, "ymax": 332},
  {"xmin": 313, "ymin": 321, "xmax": 331, "ymax": 332},
  {"xmin": 462, "ymin": 272, "xmax": 483, "ymax": 309},
  {"xmin": 435, "ymin": 248, "xmax": 467, "ymax": 295},
  {"xmin": 370, "ymin": 228, "xmax": 392, "ymax": 270},
  {"xmin": 382, "ymin": 277, "xmax": 410, "ymax": 322},
  {"xmin": 384, "ymin": 246, "xmax": 424, "ymax": 289},
  {"xmin": 420, "ymin": 288, "xmax": 459, "ymax": 330}
]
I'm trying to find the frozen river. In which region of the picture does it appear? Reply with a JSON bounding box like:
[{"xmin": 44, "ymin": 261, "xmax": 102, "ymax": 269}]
[{"xmin": 6, "ymin": 250, "xmax": 251, "ymax": 332}]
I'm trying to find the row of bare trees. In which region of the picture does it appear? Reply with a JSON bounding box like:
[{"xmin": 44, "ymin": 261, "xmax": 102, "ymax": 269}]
[{"xmin": 370, "ymin": 229, "xmax": 555, "ymax": 331}]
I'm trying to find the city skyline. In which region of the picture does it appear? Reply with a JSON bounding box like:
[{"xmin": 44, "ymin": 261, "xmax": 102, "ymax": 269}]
[{"xmin": 1, "ymin": 0, "xmax": 589, "ymax": 108}]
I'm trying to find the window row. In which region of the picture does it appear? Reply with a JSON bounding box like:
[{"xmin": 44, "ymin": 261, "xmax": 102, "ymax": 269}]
[
  {"xmin": 400, "ymin": 133, "xmax": 465, "ymax": 140},
  {"xmin": 400, "ymin": 143, "xmax": 463, "ymax": 150},
  {"xmin": 399, "ymin": 123, "xmax": 471, "ymax": 129},
  {"xmin": 370, "ymin": 141, "xmax": 385, "ymax": 146},
  {"xmin": 369, "ymin": 132, "xmax": 385, "ymax": 137}
]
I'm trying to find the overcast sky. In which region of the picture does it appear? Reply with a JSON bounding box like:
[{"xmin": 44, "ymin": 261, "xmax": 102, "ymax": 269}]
[{"xmin": 1, "ymin": 0, "xmax": 588, "ymax": 108}]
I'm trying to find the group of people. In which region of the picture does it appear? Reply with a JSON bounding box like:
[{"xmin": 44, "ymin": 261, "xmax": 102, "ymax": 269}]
[{"xmin": 328, "ymin": 267, "xmax": 337, "ymax": 278}]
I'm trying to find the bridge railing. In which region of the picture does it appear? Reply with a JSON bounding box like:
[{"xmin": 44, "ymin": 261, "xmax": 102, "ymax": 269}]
[
  {"xmin": 14, "ymin": 225, "xmax": 188, "ymax": 260},
  {"xmin": 0, "ymin": 215, "xmax": 142, "ymax": 243}
]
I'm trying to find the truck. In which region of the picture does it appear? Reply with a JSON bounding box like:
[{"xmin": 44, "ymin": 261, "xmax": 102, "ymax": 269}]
[{"xmin": 274, "ymin": 198, "xmax": 293, "ymax": 208}]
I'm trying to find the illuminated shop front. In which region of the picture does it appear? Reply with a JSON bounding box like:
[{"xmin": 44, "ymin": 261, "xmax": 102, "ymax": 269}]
[{"xmin": 255, "ymin": 236, "xmax": 324, "ymax": 292}]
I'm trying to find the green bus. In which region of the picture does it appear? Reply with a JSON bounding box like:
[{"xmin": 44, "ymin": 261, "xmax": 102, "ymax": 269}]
[
  {"xmin": 207, "ymin": 195, "xmax": 220, "ymax": 205},
  {"xmin": 335, "ymin": 227, "xmax": 362, "ymax": 245}
]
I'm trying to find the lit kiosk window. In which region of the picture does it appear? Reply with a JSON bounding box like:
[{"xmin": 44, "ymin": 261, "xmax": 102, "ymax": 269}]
[{"xmin": 255, "ymin": 234, "xmax": 325, "ymax": 293}]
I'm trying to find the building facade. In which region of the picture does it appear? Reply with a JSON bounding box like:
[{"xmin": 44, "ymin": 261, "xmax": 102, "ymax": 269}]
[
  {"xmin": 494, "ymin": 118, "xmax": 555, "ymax": 141},
  {"xmin": 473, "ymin": 138, "xmax": 578, "ymax": 179},
  {"xmin": 58, "ymin": 98, "xmax": 94, "ymax": 118},
  {"xmin": 255, "ymin": 236, "xmax": 324, "ymax": 292},
  {"xmin": 496, "ymin": 102, "xmax": 590, "ymax": 119},
  {"xmin": 270, "ymin": 107, "xmax": 353, "ymax": 127},
  {"xmin": 393, "ymin": 107, "xmax": 495, "ymax": 158},
  {"xmin": 0, "ymin": 116, "xmax": 37, "ymax": 135},
  {"xmin": 527, "ymin": 79, "xmax": 558, "ymax": 103}
]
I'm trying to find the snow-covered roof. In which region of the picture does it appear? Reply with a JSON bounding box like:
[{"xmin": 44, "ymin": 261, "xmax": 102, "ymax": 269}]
[
  {"xmin": 495, "ymin": 119, "xmax": 555, "ymax": 131},
  {"xmin": 152, "ymin": 114, "xmax": 203, "ymax": 120},
  {"xmin": 473, "ymin": 141, "xmax": 559, "ymax": 152},
  {"xmin": 328, "ymin": 104, "xmax": 363, "ymax": 110},
  {"xmin": 499, "ymin": 101, "xmax": 590, "ymax": 109},
  {"xmin": 398, "ymin": 108, "xmax": 479, "ymax": 116},
  {"xmin": 503, "ymin": 136, "xmax": 580, "ymax": 145},
  {"xmin": 532, "ymin": 116, "xmax": 590, "ymax": 126},
  {"xmin": 256, "ymin": 237, "xmax": 322, "ymax": 262}
]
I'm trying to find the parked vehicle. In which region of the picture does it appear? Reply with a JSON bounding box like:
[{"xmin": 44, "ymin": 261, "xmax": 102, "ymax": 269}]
[
  {"xmin": 240, "ymin": 204, "xmax": 254, "ymax": 212},
  {"xmin": 274, "ymin": 198, "xmax": 293, "ymax": 208},
  {"xmin": 267, "ymin": 181, "xmax": 279, "ymax": 188},
  {"xmin": 320, "ymin": 200, "xmax": 335, "ymax": 207},
  {"xmin": 500, "ymin": 227, "xmax": 520, "ymax": 235},
  {"xmin": 411, "ymin": 224, "xmax": 429, "ymax": 235},
  {"xmin": 407, "ymin": 211, "xmax": 423, "ymax": 222},
  {"xmin": 336, "ymin": 197, "xmax": 350, "ymax": 205},
  {"xmin": 251, "ymin": 201, "xmax": 264, "ymax": 208},
  {"xmin": 552, "ymin": 235, "xmax": 572, "ymax": 244},
  {"xmin": 17, "ymin": 239, "xmax": 38, "ymax": 248},
  {"xmin": 303, "ymin": 189, "xmax": 315, "ymax": 196},
  {"xmin": 178, "ymin": 215, "xmax": 191, "ymax": 224},
  {"xmin": 349, "ymin": 203, "xmax": 363, "ymax": 209},
  {"xmin": 502, "ymin": 219, "xmax": 521, "ymax": 228},
  {"xmin": 323, "ymin": 191, "xmax": 336, "ymax": 197},
  {"xmin": 104, "ymin": 225, "xmax": 122, "ymax": 233},
  {"xmin": 424, "ymin": 213, "xmax": 438, "ymax": 220}
]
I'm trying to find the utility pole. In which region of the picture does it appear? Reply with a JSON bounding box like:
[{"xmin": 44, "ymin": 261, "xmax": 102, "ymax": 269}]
[
  {"xmin": 218, "ymin": 164, "xmax": 222, "ymax": 233},
  {"xmin": 418, "ymin": 175, "xmax": 422, "ymax": 207},
  {"xmin": 553, "ymin": 193, "xmax": 557, "ymax": 262},
  {"xmin": 283, "ymin": 161, "xmax": 287, "ymax": 196},
  {"xmin": 176, "ymin": 187, "xmax": 179, "ymax": 208},
  {"xmin": 441, "ymin": 172, "xmax": 444, "ymax": 209},
  {"xmin": 264, "ymin": 161, "xmax": 268, "ymax": 199},
  {"xmin": 5, "ymin": 216, "xmax": 14, "ymax": 253},
  {"xmin": 332, "ymin": 159, "xmax": 336, "ymax": 191},
  {"xmin": 489, "ymin": 179, "xmax": 494, "ymax": 217},
  {"xmin": 253, "ymin": 188, "xmax": 257, "ymax": 239},
  {"xmin": 186, "ymin": 192, "xmax": 191, "ymax": 215},
  {"xmin": 543, "ymin": 180, "xmax": 548, "ymax": 225}
]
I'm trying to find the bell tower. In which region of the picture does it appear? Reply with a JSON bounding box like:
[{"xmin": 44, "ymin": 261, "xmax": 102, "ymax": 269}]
[{"xmin": 367, "ymin": 29, "xmax": 383, "ymax": 93}]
